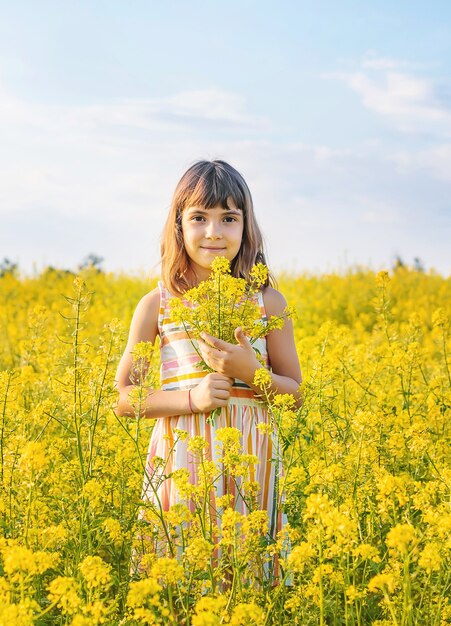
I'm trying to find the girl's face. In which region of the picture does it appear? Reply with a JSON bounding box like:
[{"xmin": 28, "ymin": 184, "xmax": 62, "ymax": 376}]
[{"xmin": 181, "ymin": 200, "xmax": 244, "ymax": 282}]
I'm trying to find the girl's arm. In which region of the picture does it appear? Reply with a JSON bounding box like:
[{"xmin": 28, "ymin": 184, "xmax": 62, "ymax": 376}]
[
  {"xmin": 115, "ymin": 288, "xmax": 232, "ymax": 418},
  {"xmin": 262, "ymin": 287, "xmax": 302, "ymax": 403},
  {"xmin": 198, "ymin": 287, "xmax": 303, "ymax": 406}
]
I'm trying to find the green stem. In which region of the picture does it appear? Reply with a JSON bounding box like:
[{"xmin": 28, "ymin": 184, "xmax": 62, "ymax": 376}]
[
  {"xmin": 441, "ymin": 326, "xmax": 451, "ymax": 387},
  {"xmin": 87, "ymin": 331, "xmax": 115, "ymax": 477},
  {"xmin": 217, "ymin": 272, "xmax": 221, "ymax": 339},
  {"xmin": 0, "ymin": 371, "xmax": 12, "ymax": 484},
  {"xmin": 23, "ymin": 478, "xmax": 34, "ymax": 546},
  {"xmin": 383, "ymin": 589, "xmax": 400, "ymax": 626},
  {"xmin": 401, "ymin": 555, "xmax": 412, "ymax": 626},
  {"xmin": 112, "ymin": 406, "xmax": 177, "ymax": 557},
  {"xmin": 72, "ymin": 288, "xmax": 86, "ymax": 483}
]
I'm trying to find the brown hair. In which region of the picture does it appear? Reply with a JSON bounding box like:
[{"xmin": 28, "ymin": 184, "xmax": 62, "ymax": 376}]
[{"xmin": 161, "ymin": 160, "xmax": 275, "ymax": 296}]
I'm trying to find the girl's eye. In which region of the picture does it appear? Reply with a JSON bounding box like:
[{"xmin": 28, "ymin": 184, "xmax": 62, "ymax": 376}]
[
  {"xmin": 192, "ymin": 215, "xmax": 206, "ymax": 222},
  {"xmin": 224, "ymin": 216, "xmax": 237, "ymax": 223}
]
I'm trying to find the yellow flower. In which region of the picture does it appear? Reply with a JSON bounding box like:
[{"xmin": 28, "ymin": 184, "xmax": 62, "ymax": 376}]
[
  {"xmin": 273, "ymin": 393, "xmax": 296, "ymax": 408},
  {"xmin": 150, "ymin": 455, "xmax": 166, "ymax": 469},
  {"xmin": 132, "ymin": 340, "xmax": 155, "ymax": 361},
  {"xmin": 192, "ymin": 596, "xmax": 227, "ymax": 626},
  {"xmin": 41, "ymin": 524, "xmax": 69, "ymax": 549},
  {"xmin": 345, "ymin": 585, "xmax": 366, "ymax": 604},
  {"xmin": 386, "ymin": 523, "xmax": 416, "ymax": 554},
  {"xmin": 352, "ymin": 543, "xmax": 380, "ymax": 562},
  {"xmin": 216, "ymin": 426, "xmax": 241, "ymax": 447},
  {"xmin": 303, "ymin": 492, "xmax": 331, "ymax": 520},
  {"xmin": 242, "ymin": 510, "xmax": 268, "ymax": 538},
  {"xmin": 103, "ymin": 518, "xmax": 122, "ymax": 543},
  {"xmin": 230, "ymin": 602, "xmax": 265, "ymax": 625},
  {"xmin": 280, "ymin": 466, "xmax": 307, "ymax": 495},
  {"xmin": 210, "ymin": 256, "xmax": 231, "ymax": 274},
  {"xmin": 267, "ymin": 315, "xmax": 285, "ymax": 330},
  {"xmin": 287, "ymin": 542, "xmax": 316, "ymax": 572},
  {"xmin": 82, "ymin": 479, "xmax": 104, "ymax": 513},
  {"xmin": 78, "ymin": 556, "xmax": 112, "ymax": 589},
  {"xmin": 73, "ymin": 276, "xmax": 86, "ymax": 292},
  {"xmin": 0, "ymin": 601, "xmax": 38, "ymax": 626},
  {"xmin": 0, "ymin": 577, "xmax": 11, "ymax": 602},
  {"xmin": 164, "ymin": 503, "xmax": 193, "ymax": 526},
  {"xmin": 220, "ymin": 508, "xmax": 242, "ymax": 547},
  {"xmin": 187, "ymin": 435, "xmax": 209, "ymax": 454},
  {"xmin": 256, "ymin": 422, "xmax": 272, "ymax": 435},
  {"xmin": 368, "ymin": 572, "xmax": 397, "ymax": 594},
  {"xmin": 312, "ymin": 563, "xmax": 334, "ymax": 583},
  {"xmin": 418, "ymin": 543, "xmax": 442, "ymax": 573},
  {"xmin": 375, "ymin": 270, "xmax": 390, "ymax": 286},
  {"xmin": 168, "ymin": 258, "xmax": 288, "ymax": 368},
  {"xmin": 2, "ymin": 257, "xmax": 450, "ymax": 623},
  {"xmin": 150, "ymin": 557, "xmax": 184, "ymax": 585},
  {"xmin": 127, "ymin": 578, "xmax": 162, "ymax": 607},
  {"xmin": 199, "ymin": 460, "xmax": 216, "ymax": 483},
  {"xmin": 174, "ymin": 428, "xmax": 189, "ymax": 440},
  {"xmin": 253, "ymin": 368, "xmax": 272, "ymax": 390},
  {"xmin": 172, "ymin": 468, "xmax": 197, "ymax": 499},
  {"xmin": 105, "ymin": 317, "xmax": 123, "ymax": 333},
  {"xmin": 432, "ymin": 307, "xmax": 448, "ymax": 329},
  {"xmin": 19, "ymin": 440, "xmax": 49, "ymax": 474},
  {"xmin": 47, "ymin": 576, "xmax": 82, "ymax": 614},
  {"xmin": 249, "ymin": 263, "xmax": 268, "ymax": 287},
  {"xmin": 192, "ymin": 613, "xmax": 220, "ymax": 626},
  {"xmin": 216, "ymin": 494, "xmax": 235, "ymax": 509},
  {"xmin": 80, "ymin": 600, "xmax": 110, "ymax": 625},
  {"xmin": 2, "ymin": 543, "xmax": 59, "ymax": 578},
  {"xmin": 70, "ymin": 612, "xmax": 99, "ymax": 626},
  {"xmin": 184, "ymin": 537, "xmax": 214, "ymax": 569},
  {"xmin": 242, "ymin": 480, "xmax": 261, "ymax": 498}
]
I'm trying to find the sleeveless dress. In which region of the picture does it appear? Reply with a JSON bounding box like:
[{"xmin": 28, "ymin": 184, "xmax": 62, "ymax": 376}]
[{"xmin": 137, "ymin": 281, "xmax": 285, "ymax": 570}]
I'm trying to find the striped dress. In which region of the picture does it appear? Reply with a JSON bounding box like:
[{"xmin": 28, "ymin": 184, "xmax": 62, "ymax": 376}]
[{"xmin": 139, "ymin": 281, "xmax": 284, "ymax": 560}]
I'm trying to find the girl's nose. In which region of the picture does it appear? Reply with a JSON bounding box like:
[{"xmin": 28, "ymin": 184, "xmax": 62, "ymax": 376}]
[{"xmin": 205, "ymin": 221, "xmax": 222, "ymax": 239}]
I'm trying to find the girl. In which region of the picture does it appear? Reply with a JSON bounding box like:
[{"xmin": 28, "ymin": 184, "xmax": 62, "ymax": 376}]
[{"xmin": 115, "ymin": 159, "xmax": 302, "ymax": 576}]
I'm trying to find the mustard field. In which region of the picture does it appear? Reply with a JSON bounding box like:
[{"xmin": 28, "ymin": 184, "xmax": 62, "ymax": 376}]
[{"xmin": 0, "ymin": 266, "xmax": 449, "ymax": 625}]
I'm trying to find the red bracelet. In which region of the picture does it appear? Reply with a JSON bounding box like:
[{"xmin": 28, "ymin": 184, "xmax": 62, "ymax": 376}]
[{"xmin": 188, "ymin": 388, "xmax": 194, "ymax": 413}]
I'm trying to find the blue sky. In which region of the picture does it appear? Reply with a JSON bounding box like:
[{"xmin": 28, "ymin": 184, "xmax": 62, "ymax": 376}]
[{"xmin": 1, "ymin": 1, "xmax": 450, "ymax": 275}]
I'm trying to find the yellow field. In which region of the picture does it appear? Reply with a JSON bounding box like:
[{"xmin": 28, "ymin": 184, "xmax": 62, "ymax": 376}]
[{"xmin": 0, "ymin": 266, "xmax": 449, "ymax": 625}]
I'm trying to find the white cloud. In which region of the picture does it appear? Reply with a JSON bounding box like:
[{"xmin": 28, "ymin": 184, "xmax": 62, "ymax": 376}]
[
  {"xmin": 362, "ymin": 58, "xmax": 406, "ymax": 70},
  {"xmin": 327, "ymin": 56, "xmax": 451, "ymax": 135},
  {"xmin": 162, "ymin": 90, "xmax": 267, "ymax": 126},
  {"xmin": 0, "ymin": 82, "xmax": 269, "ymax": 220},
  {"xmin": 358, "ymin": 202, "xmax": 403, "ymax": 225},
  {"xmin": 361, "ymin": 54, "xmax": 429, "ymax": 71},
  {"xmin": 389, "ymin": 143, "xmax": 451, "ymax": 182},
  {"xmin": 0, "ymin": 82, "xmax": 268, "ymax": 136},
  {"xmin": 0, "ymin": 79, "xmax": 449, "ymax": 276}
]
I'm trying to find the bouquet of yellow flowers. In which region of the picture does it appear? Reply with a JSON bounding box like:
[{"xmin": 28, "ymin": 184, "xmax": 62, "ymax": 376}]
[{"xmin": 169, "ymin": 257, "xmax": 294, "ymax": 421}]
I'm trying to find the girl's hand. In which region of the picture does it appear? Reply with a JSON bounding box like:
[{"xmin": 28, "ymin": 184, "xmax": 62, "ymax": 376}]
[
  {"xmin": 190, "ymin": 373, "xmax": 233, "ymax": 413},
  {"xmin": 198, "ymin": 327, "xmax": 261, "ymax": 385}
]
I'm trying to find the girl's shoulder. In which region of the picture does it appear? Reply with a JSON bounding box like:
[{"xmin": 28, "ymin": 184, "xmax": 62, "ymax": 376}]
[
  {"xmin": 137, "ymin": 286, "xmax": 160, "ymax": 312},
  {"xmin": 129, "ymin": 287, "xmax": 161, "ymax": 341},
  {"xmin": 262, "ymin": 286, "xmax": 288, "ymax": 316}
]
